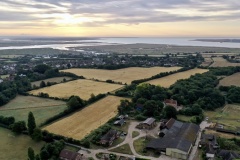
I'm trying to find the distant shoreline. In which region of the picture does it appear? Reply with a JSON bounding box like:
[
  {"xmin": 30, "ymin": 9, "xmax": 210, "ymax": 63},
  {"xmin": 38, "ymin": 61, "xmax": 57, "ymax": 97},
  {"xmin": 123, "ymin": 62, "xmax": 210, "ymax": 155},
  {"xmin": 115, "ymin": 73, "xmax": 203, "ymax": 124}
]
[{"xmin": 194, "ymin": 39, "xmax": 240, "ymax": 43}]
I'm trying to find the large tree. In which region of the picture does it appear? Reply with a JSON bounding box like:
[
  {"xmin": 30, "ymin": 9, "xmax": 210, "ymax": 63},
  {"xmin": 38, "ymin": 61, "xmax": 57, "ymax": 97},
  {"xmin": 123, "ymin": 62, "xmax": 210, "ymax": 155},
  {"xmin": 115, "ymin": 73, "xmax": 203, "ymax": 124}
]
[
  {"xmin": 11, "ymin": 121, "xmax": 27, "ymax": 134},
  {"xmin": 28, "ymin": 147, "xmax": 35, "ymax": 160},
  {"xmin": 32, "ymin": 128, "xmax": 43, "ymax": 141},
  {"xmin": 33, "ymin": 64, "xmax": 51, "ymax": 74},
  {"xmin": 163, "ymin": 105, "xmax": 177, "ymax": 119},
  {"xmin": 67, "ymin": 96, "xmax": 84, "ymax": 110},
  {"xmin": 28, "ymin": 112, "xmax": 36, "ymax": 136}
]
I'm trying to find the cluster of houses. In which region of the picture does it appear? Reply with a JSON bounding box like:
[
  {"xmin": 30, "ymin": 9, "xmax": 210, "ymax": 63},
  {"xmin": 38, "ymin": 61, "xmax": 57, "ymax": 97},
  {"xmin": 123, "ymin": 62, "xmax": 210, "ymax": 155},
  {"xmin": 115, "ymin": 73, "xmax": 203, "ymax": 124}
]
[
  {"xmin": 199, "ymin": 134, "xmax": 240, "ymax": 160},
  {"xmin": 0, "ymin": 63, "xmax": 17, "ymax": 76}
]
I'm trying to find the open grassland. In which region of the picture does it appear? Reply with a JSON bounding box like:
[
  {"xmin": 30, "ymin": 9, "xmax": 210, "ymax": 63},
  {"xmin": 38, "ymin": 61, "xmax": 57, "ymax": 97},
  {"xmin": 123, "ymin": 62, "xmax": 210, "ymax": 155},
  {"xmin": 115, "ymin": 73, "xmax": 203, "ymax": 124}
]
[
  {"xmin": 204, "ymin": 104, "xmax": 240, "ymax": 131},
  {"xmin": 0, "ymin": 127, "xmax": 44, "ymax": 160},
  {"xmin": 146, "ymin": 68, "xmax": 209, "ymax": 88},
  {"xmin": 61, "ymin": 67, "xmax": 182, "ymax": 84},
  {"xmin": 0, "ymin": 95, "xmax": 67, "ymax": 125},
  {"xmin": 29, "ymin": 79, "xmax": 123, "ymax": 100},
  {"xmin": 79, "ymin": 44, "xmax": 240, "ymax": 54},
  {"xmin": 31, "ymin": 76, "xmax": 72, "ymax": 87},
  {"xmin": 44, "ymin": 96, "xmax": 127, "ymax": 140},
  {"xmin": 210, "ymin": 57, "xmax": 240, "ymax": 67},
  {"xmin": 177, "ymin": 115, "xmax": 192, "ymax": 122},
  {"xmin": 218, "ymin": 72, "xmax": 240, "ymax": 87},
  {"xmin": 0, "ymin": 74, "xmax": 9, "ymax": 79}
]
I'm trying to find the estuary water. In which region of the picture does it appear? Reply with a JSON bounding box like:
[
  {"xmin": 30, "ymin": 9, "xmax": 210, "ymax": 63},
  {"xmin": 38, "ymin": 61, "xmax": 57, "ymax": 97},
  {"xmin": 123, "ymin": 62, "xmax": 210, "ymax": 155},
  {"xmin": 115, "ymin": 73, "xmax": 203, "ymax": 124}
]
[{"xmin": 0, "ymin": 37, "xmax": 239, "ymax": 50}]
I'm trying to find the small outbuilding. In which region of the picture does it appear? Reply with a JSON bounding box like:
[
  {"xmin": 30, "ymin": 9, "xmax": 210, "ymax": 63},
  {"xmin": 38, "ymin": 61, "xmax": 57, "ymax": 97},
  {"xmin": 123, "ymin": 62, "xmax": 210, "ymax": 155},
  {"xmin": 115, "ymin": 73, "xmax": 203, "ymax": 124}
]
[
  {"xmin": 114, "ymin": 119, "xmax": 125, "ymax": 126},
  {"xmin": 137, "ymin": 117, "xmax": 156, "ymax": 129}
]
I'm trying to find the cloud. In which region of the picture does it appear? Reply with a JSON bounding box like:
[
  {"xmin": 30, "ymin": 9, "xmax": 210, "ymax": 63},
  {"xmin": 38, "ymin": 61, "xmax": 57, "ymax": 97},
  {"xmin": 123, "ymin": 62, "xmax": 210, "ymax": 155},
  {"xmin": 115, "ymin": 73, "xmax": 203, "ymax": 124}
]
[{"xmin": 0, "ymin": 0, "xmax": 240, "ymax": 28}]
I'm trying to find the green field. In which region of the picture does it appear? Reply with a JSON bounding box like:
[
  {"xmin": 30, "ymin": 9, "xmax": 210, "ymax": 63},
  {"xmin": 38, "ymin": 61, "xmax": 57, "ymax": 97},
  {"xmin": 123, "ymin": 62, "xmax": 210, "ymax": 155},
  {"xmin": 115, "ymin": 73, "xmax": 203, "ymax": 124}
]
[
  {"xmin": 109, "ymin": 143, "xmax": 133, "ymax": 155},
  {"xmin": 0, "ymin": 95, "xmax": 67, "ymax": 126},
  {"xmin": 204, "ymin": 104, "xmax": 240, "ymax": 131},
  {"xmin": 0, "ymin": 127, "xmax": 44, "ymax": 160},
  {"xmin": 0, "ymin": 74, "xmax": 9, "ymax": 79},
  {"xmin": 177, "ymin": 115, "xmax": 192, "ymax": 122},
  {"xmin": 31, "ymin": 76, "xmax": 72, "ymax": 87}
]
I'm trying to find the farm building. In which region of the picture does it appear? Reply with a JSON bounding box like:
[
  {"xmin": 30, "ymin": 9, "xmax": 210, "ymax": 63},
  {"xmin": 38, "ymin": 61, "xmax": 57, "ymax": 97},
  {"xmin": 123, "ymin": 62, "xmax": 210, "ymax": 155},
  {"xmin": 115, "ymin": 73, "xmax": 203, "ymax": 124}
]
[
  {"xmin": 137, "ymin": 117, "xmax": 156, "ymax": 129},
  {"xmin": 59, "ymin": 149, "xmax": 85, "ymax": 160},
  {"xmin": 99, "ymin": 129, "xmax": 119, "ymax": 146},
  {"xmin": 164, "ymin": 99, "xmax": 182, "ymax": 110},
  {"xmin": 146, "ymin": 118, "xmax": 200, "ymax": 160},
  {"xmin": 114, "ymin": 119, "xmax": 125, "ymax": 126}
]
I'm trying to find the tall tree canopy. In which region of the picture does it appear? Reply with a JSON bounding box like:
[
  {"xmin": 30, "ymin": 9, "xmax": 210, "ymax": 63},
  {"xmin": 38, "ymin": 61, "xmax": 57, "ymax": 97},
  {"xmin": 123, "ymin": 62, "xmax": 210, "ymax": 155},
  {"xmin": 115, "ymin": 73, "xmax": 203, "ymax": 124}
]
[{"xmin": 28, "ymin": 112, "xmax": 36, "ymax": 136}]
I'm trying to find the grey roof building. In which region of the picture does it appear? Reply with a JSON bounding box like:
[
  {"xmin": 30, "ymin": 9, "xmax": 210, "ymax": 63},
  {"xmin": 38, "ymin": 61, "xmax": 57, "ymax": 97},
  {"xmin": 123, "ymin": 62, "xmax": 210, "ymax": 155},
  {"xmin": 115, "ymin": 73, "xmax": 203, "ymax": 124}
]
[{"xmin": 146, "ymin": 118, "xmax": 200, "ymax": 160}]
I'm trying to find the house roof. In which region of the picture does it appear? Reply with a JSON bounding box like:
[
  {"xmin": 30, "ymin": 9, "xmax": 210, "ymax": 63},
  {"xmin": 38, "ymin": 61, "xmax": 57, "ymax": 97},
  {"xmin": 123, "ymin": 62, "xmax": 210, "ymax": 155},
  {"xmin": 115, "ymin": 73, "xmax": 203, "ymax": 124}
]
[
  {"xmin": 59, "ymin": 149, "xmax": 82, "ymax": 160},
  {"xmin": 143, "ymin": 117, "xmax": 156, "ymax": 125},
  {"xmin": 114, "ymin": 119, "xmax": 124, "ymax": 125},
  {"xmin": 217, "ymin": 150, "xmax": 240, "ymax": 160},
  {"xmin": 164, "ymin": 99, "xmax": 177, "ymax": 106},
  {"xmin": 100, "ymin": 130, "xmax": 118, "ymax": 142},
  {"xmin": 118, "ymin": 115, "xmax": 124, "ymax": 119},
  {"xmin": 165, "ymin": 118, "xmax": 175, "ymax": 129}
]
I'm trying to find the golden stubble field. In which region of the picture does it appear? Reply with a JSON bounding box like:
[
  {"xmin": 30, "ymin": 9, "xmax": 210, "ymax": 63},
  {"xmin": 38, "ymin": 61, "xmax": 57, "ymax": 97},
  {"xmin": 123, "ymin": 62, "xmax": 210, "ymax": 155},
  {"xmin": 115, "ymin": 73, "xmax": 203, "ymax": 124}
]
[
  {"xmin": 29, "ymin": 79, "xmax": 123, "ymax": 100},
  {"xmin": 210, "ymin": 57, "xmax": 240, "ymax": 67},
  {"xmin": 201, "ymin": 57, "xmax": 213, "ymax": 67},
  {"xmin": 43, "ymin": 96, "xmax": 127, "ymax": 140},
  {"xmin": 146, "ymin": 68, "xmax": 209, "ymax": 88},
  {"xmin": 61, "ymin": 67, "xmax": 182, "ymax": 84},
  {"xmin": 219, "ymin": 72, "xmax": 240, "ymax": 87}
]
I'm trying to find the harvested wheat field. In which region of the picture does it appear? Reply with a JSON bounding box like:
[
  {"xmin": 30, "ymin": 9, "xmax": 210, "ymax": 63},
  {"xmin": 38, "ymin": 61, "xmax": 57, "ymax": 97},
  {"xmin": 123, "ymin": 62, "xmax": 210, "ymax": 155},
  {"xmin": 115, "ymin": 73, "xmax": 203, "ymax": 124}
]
[
  {"xmin": 210, "ymin": 57, "xmax": 240, "ymax": 67},
  {"xmin": 61, "ymin": 67, "xmax": 182, "ymax": 84},
  {"xmin": 29, "ymin": 79, "xmax": 123, "ymax": 100},
  {"xmin": 146, "ymin": 68, "xmax": 209, "ymax": 88},
  {"xmin": 43, "ymin": 96, "xmax": 127, "ymax": 140},
  {"xmin": 201, "ymin": 58, "xmax": 213, "ymax": 67},
  {"xmin": 219, "ymin": 72, "xmax": 240, "ymax": 87}
]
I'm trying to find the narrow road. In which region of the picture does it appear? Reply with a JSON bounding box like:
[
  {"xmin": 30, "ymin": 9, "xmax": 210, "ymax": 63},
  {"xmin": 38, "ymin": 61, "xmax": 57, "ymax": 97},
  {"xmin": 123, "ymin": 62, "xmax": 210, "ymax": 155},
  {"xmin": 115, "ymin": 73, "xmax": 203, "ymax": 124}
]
[
  {"xmin": 70, "ymin": 120, "xmax": 210, "ymax": 160},
  {"xmin": 188, "ymin": 121, "xmax": 210, "ymax": 160}
]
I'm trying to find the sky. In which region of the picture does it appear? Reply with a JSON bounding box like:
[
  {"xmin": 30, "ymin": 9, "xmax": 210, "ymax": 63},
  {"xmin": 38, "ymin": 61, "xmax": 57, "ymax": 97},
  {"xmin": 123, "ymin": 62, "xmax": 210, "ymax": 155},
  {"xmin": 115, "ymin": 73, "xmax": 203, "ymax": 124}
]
[{"xmin": 0, "ymin": 0, "xmax": 240, "ymax": 37}]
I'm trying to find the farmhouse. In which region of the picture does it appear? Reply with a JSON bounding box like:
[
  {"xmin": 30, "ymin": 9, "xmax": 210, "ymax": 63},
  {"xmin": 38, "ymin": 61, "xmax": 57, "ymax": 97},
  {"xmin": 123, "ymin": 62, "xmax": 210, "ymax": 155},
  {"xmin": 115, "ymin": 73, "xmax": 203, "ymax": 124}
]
[
  {"xmin": 164, "ymin": 99, "xmax": 181, "ymax": 110},
  {"xmin": 99, "ymin": 129, "xmax": 119, "ymax": 146},
  {"xmin": 146, "ymin": 118, "xmax": 199, "ymax": 160},
  {"xmin": 59, "ymin": 149, "xmax": 85, "ymax": 160},
  {"xmin": 137, "ymin": 117, "xmax": 156, "ymax": 130}
]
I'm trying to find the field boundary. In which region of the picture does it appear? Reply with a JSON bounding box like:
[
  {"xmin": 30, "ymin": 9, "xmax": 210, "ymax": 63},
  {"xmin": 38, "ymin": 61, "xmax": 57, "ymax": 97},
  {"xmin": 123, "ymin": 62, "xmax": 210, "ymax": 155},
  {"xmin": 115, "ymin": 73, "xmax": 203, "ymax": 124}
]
[{"xmin": 0, "ymin": 104, "xmax": 66, "ymax": 111}]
